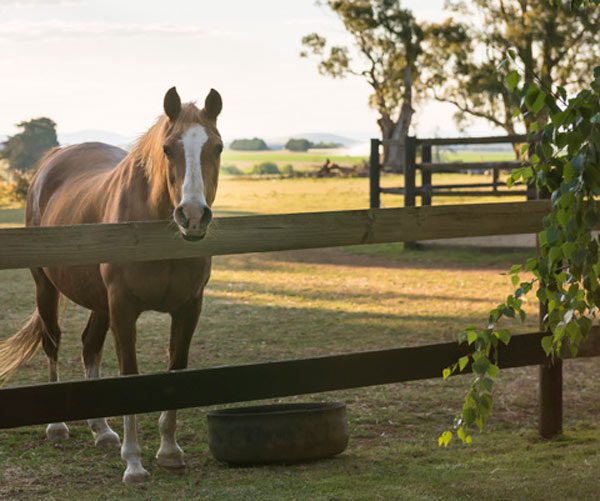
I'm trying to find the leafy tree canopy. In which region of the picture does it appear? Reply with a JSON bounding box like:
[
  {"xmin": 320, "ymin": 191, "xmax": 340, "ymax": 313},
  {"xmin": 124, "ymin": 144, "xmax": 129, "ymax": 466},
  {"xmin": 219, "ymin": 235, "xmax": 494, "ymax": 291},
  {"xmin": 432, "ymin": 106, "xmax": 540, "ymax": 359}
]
[
  {"xmin": 301, "ymin": 0, "xmax": 425, "ymax": 166},
  {"xmin": 285, "ymin": 138, "xmax": 313, "ymax": 152},
  {"xmin": 229, "ymin": 138, "xmax": 269, "ymax": 151},
  {"xmin": 1, "ymin": 117, "xmax": 59, "ymax": 173},
  {"xmin": 425, "ymin": 0, "xmax": 599, "ymax": 138}
]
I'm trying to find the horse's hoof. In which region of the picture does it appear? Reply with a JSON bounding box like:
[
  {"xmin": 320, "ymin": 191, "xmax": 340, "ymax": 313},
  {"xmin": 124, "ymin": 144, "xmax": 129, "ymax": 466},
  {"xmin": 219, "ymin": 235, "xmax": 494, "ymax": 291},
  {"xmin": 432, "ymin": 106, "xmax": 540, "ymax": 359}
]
[
  {"xmin": 46, "ymin": 423, "xmax": 70, "ymax": 441},
  {"xmin": 156, "ymin": 451, "xmax": 186, "ymax": 470},
  {"xmin": 122, "ymin": 466, "xmax": 150, "ymax": 485},
  {"xmin": 95, "ymin": 430, "xmax": 121, "ymax": 449}
]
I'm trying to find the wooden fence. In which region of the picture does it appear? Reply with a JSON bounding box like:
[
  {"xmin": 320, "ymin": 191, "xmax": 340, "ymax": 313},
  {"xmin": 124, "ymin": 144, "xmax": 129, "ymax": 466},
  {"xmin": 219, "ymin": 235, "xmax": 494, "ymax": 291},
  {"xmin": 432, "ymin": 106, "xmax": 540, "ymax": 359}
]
[
  {"xmin": 369, "ymin": 135, "xmax": 533, "ymax": 209},
  {"xmin": 1, "ymin": 201, "xmax": 597, "ymax": 438}
]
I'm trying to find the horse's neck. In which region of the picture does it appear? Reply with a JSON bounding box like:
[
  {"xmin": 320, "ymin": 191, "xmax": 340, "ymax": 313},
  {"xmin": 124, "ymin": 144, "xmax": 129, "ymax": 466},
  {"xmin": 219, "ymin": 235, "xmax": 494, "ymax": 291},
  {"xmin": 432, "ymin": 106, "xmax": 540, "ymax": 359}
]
[{"xmin": 109, "ymin": 154, "xmax": 172, "ymax": 222}]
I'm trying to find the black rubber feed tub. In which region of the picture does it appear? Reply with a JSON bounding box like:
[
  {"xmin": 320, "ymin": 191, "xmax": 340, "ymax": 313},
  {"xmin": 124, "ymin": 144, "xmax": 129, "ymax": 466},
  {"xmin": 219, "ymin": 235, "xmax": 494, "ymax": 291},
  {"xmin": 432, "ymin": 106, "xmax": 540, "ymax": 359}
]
[{"xmin": 207, "ymin": 402, "xmax": 349, "ymax": 465}]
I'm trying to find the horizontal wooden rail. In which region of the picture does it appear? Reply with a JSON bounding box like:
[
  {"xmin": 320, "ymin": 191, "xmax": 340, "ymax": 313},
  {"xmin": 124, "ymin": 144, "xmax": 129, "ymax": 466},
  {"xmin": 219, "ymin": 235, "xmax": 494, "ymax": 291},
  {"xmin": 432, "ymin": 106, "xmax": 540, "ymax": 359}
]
[
  {"xmin": 1, "ymin": 328, "xmax": 599, "ymax": 429},
  {"xmin": 426, "ymin": 190, "xmax": 528, "ymax": 197},
  {"xmin": 423, "ymin": 182, "xmax": 507, "ymax": 190},
  {"xmin": 0, "ymin": 201, "xmax": 556, "ymax": 270},
  {"xmin": 419, "ymin": 161, "xmax": 523, "ymax": 172},
  {"xmin": 380, "ymin": 135, "xmax": 528, "ymax": 147},
  {"xmin": 385, "ymin": 186, "xmax": 526, "ymax": 195},
  {"xmin": 416, "ymin": 135, "xmax": 528, "ymax": 146}
]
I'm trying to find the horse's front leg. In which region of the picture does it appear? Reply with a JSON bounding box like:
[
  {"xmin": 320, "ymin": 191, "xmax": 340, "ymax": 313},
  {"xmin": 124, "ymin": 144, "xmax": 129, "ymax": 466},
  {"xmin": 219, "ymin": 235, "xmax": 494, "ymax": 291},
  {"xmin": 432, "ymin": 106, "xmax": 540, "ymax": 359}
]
[
  {"xmin": 108, "ymin": 296, "xmax": 149, "ymax": 484},
  {"xmin": 156, "ymin": 298, "xmax": 202, "ymax": 469}
]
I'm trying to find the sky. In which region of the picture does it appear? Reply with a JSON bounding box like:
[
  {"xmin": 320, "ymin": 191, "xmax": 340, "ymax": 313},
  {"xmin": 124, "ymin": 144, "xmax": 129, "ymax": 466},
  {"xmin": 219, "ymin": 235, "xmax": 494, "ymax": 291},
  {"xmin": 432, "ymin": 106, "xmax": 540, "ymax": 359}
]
[{"xmin": 0, "ymin": 0, "xmax": 500, "ymax": 143}]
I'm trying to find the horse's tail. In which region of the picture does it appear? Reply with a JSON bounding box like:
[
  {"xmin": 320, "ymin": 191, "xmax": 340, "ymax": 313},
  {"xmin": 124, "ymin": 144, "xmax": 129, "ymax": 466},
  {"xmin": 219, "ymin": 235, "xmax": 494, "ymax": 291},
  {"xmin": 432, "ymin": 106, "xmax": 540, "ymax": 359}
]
[{"xmin": 0, "ymin": 310, "xmax": 44, "ymax": 383}]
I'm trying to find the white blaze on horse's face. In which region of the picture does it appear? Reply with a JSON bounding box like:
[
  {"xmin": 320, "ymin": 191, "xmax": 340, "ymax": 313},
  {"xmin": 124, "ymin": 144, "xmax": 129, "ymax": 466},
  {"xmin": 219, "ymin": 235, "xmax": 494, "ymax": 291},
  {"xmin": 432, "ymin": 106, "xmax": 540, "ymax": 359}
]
[
  {"xmin": 174, "ymin": 124, "xmax": 213, "ymax": 241},
  {"xmin": 181, "ymin": 125, "xmax": 208, "ymax": 207}
]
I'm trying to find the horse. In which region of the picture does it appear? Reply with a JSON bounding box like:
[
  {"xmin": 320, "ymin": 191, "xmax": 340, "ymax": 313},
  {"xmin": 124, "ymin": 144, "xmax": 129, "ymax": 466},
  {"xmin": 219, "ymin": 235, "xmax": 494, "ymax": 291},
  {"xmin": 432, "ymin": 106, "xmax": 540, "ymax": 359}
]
[{"xmin": 0, "ymin": 87, "xmax": 223, "ymax": 484}]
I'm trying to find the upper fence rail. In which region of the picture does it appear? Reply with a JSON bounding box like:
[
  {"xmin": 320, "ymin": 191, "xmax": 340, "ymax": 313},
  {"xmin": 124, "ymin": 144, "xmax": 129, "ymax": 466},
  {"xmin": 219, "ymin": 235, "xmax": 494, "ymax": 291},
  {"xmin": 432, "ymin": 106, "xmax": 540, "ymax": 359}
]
[
  {"xmin": 0, "ymin": 201, "xmax": 556, "ymax": 270},
  {"xmin": 381, "ymin": 134, "xmax": 529, "ymax": 147}
]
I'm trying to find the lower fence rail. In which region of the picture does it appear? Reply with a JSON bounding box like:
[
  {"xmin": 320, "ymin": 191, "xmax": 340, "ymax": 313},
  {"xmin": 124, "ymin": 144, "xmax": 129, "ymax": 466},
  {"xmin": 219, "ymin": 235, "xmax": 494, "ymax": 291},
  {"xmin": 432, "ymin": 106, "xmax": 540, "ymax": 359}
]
[{"xmin": 1, "ymin": 328, "xmax": 599, "ymax": 429}]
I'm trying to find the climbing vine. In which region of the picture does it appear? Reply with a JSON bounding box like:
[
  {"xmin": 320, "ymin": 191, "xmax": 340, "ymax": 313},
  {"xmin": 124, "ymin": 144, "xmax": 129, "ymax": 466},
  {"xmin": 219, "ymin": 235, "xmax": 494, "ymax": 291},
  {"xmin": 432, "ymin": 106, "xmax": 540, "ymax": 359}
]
[{"xmin": 440, "ymin": 1, "xmax": 600, "ymax": 447}]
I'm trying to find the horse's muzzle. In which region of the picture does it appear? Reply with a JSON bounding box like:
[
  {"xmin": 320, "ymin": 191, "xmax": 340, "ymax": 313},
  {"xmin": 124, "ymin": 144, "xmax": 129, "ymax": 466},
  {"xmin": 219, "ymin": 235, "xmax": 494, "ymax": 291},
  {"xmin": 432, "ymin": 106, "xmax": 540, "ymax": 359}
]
[
  {"xmin": 182, "ymin": 232, "xmax": 206, "ymax": 242},
  {"xmin": 174, "ymin": 203, "xmax": 212, "ymax": 242}
]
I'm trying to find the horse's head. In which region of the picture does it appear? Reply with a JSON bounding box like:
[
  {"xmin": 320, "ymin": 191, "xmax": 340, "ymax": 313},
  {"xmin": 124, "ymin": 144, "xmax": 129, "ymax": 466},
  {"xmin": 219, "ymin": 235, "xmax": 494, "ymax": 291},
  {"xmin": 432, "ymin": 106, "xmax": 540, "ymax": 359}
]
[{"xmin": 161, "ymin": 87, "xmax": 223, "ymax": 241}]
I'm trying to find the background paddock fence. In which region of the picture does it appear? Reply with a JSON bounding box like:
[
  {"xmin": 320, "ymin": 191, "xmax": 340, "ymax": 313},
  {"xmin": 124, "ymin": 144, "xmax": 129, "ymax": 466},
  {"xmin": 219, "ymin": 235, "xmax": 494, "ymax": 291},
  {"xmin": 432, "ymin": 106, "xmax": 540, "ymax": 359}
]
[
  {"xmin": 369, "ymin": 134, "xmax": 533, "ymax": 210},
  {"xmin": 1, "ymin": 201, "xmax": 597, "ymax": 437}
]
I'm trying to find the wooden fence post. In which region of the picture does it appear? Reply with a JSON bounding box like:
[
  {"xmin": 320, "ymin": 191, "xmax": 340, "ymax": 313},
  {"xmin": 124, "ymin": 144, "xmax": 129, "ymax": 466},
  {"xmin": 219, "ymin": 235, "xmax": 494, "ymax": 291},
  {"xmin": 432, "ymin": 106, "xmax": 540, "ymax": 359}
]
[
  {"xmin": 421, "ymin": 144, "xmax": 432, "ymax": 206},
  {"xmin": 539, "ymin": 340, "xmax": 563, "ymax": 437},
  {"xmin": 369, "ymin": 139, "xmax": 381, "ymax": 209},
  {"xmin": 403, "ymin": 136, "xmax": 418, "ymax": 249},
  {"xmin": 537, "ymin": 180, "xmax": 563, "ymax": 438},
  {"xmin": 403, "ymin": 136, "xmax": 417, "ymax": 209}
]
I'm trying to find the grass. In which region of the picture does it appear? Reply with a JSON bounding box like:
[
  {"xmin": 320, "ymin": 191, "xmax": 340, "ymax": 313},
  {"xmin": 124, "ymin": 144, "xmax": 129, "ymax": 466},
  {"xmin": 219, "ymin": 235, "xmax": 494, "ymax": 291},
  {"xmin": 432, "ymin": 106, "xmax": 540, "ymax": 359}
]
[
  {"xmin": 220, "ymin": 148, "xmax": 516, "ymax": 173},
  {"xmin": 2, "ymin": 174, "xmax": 599, "ymax": 499},
  {"xmin": 222, "ymin": 148, "xmax": 366, "ymax": 172},
  {"xmin": 213, "ymin": 172, "xmax": 523, "ymax": 217}
]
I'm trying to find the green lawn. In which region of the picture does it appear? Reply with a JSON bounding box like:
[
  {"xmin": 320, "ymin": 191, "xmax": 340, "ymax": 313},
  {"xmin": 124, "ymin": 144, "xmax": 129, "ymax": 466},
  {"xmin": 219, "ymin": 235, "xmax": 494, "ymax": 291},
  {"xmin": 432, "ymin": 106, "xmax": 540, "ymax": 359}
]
[{"xmin": 1, "ymin": 175, "xmax": 598, "ymax": 499}]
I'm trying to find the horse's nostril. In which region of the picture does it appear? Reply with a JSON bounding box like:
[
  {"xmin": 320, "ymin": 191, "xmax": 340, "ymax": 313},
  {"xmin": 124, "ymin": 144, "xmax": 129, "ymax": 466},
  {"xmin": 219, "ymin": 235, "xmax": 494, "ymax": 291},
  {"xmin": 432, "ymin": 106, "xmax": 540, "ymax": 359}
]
[
  {"xmin": 201, "ymin": 207, "xmax": 213, "ymax": 226},
  {"xmin": 175, "ymin": 205, "xmax": 189, "ymax": 228}
]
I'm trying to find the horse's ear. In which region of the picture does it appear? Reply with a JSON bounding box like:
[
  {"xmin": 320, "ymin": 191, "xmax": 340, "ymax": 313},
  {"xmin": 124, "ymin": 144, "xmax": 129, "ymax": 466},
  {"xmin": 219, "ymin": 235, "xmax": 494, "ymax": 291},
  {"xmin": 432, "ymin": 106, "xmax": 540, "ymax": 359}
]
[
  {"xmin": 164, "ymin": 87, "xmax": 181, "ymax": 122},
  {"xmin": 204, "ymin": 88, "xmax": 222, "ymax": 120}
]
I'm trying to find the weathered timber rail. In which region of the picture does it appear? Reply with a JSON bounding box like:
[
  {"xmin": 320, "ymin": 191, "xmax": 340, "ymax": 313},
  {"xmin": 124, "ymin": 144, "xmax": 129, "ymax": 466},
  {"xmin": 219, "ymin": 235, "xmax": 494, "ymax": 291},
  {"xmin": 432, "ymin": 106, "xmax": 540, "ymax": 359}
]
[
  {"xmin": 0, "ymin": 201, "xmax": 551, "ymax": 269},
  {"xmin": 1, "ymin": 328, "xmax": 599, "ymax": 430},
  {"xmin": 0, "ymin": 201, "xmax": 596, "ymax": 438},
  {"xmin": 370, "ymin": 134, "xmax": 531, "ymax": 209}
]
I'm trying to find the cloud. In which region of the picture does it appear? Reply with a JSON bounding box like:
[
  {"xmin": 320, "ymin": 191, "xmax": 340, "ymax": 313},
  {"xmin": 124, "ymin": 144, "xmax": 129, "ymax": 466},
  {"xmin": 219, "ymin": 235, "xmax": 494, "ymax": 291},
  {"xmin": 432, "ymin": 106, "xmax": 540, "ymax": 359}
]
[
  {"xmin": 0, "ymin": 0, "xmax": 79, "ymax": 6},
  {"xmin": 0, "ymin": 20, "xmax": 223, "ymax": 42}
]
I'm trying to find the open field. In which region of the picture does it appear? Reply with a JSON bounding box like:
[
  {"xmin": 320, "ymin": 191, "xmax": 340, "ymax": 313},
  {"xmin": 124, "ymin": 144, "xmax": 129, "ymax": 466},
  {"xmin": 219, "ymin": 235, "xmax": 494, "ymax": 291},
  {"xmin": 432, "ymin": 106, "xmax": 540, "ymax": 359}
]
[
  {"xmin": 221, "ymin": 148, "xmax": 367, "ymax": 172},
  {"xmin": 221, "ymin": 148, "xmax": 516, "ymax": 173},
  {"xmin": 214, "ymin": 173, "xmax": 524, "ymax": 217},
  {"xmin": 2, "ymin": 176, "xmax": 599, "ymax": 499}
]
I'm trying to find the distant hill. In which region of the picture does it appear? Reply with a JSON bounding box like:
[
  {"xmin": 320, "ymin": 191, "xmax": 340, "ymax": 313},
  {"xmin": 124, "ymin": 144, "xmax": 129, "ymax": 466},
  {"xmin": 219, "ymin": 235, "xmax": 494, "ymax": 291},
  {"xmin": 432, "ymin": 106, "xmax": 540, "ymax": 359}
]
[
  {"xmin": 297, "ymin": 133, "xmax": 359, "ymax": 146},
  {"xmin": 264, "ymin": 132, "xmax": 359, "ymax": 150},
  {"xmin": 58, "ymin": 129, "xmax": 135, "ymax": 147}
]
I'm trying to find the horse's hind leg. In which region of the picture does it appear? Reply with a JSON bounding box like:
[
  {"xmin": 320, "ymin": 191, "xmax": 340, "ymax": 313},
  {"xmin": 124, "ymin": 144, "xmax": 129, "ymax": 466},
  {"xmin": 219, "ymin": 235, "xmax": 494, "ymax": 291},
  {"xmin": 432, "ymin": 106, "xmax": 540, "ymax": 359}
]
[
  {"xmin": 81, "ymin": 311, "xmax": 121, "ymax": 448},
  {"xmin": 32, "ymin": 268, "xmax": 69, "ymax": 441}
]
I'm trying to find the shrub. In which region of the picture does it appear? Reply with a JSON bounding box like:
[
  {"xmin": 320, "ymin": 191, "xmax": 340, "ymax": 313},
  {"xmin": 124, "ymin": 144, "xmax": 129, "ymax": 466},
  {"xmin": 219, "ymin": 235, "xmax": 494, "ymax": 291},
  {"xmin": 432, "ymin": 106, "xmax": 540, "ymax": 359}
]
[
  {"xmin": 251, "ymin": 162, "xmax": 280, "ymax": 175},
  {"xmin": 1, "ymin": 171, "xmax": 33, "ymax": 202},
  {"xmin": 312, "ymin": 142, "xmax": 341, "ymax": 149},
  {"xmin": 281, "ymin": 164, "xmax": 295, "ymax": 177},
  {"xmin": 220, "ymin": 164, "xmax": 243, "ymax": 176}
]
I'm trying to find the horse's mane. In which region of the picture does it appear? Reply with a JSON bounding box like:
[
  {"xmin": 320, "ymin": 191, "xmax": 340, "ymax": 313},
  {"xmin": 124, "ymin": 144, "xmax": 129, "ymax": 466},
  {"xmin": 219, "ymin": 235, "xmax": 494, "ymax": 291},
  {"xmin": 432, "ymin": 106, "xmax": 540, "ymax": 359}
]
[{"xmin": 130, "ymin": 102, "xmax": 204, "ymax": 179}]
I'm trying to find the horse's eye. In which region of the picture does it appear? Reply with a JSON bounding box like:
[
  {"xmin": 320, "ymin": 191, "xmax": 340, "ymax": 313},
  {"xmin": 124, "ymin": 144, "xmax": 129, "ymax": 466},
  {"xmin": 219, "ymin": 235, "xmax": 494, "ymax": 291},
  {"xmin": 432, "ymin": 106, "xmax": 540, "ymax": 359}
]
[
  {"xmin": 215, "ymin": 144, "xmax": 223, "ymax": 156},
  {"xmin": 163, "ymin": 145, "xmax": 172, "ymax": 158}
]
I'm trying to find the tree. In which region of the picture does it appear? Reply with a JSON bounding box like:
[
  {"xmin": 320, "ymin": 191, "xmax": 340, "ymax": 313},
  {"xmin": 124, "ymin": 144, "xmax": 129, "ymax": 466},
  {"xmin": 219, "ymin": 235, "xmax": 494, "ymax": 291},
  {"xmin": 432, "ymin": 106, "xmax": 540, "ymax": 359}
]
[
  {"xmin": 301, "ymin": 0, "xmax": 424, "ymax": 168},
  {"xmin": 229, "ymin": 138, "xmax": 269, "ymax": 151},
  {"xmin": 285, "ymin": 138, "xmax": 313, "ymax": 151},
  {"xmin": 1, "ymin": 118, "xmax": 59, "ymax": 172},
  {"xmin": 425, "ymin": 1, "xmax": 599, "ymax": 149}
]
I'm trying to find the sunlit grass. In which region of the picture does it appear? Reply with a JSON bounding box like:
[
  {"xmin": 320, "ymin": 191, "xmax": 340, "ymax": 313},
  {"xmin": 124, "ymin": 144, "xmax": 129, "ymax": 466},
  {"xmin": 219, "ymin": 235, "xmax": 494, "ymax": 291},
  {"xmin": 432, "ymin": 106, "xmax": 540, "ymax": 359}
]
[{"xmin": 2, "ymin": 174, "xmax": 598, "ymax": 499}]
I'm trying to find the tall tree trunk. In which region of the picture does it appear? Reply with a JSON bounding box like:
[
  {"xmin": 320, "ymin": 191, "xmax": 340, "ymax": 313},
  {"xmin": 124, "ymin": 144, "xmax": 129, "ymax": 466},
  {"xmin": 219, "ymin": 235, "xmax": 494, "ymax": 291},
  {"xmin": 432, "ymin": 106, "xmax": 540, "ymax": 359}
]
[{"xmin": 381, "ymin": 66, "xmax": 413, "ymax": 170}]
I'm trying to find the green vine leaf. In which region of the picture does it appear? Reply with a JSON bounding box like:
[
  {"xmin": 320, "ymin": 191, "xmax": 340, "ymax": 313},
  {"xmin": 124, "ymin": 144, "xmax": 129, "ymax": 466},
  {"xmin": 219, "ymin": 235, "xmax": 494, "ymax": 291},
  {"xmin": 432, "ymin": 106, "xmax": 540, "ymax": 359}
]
[{"xmin": 441, "ymin": 58, "xmax": 600, "ymax": 447}]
